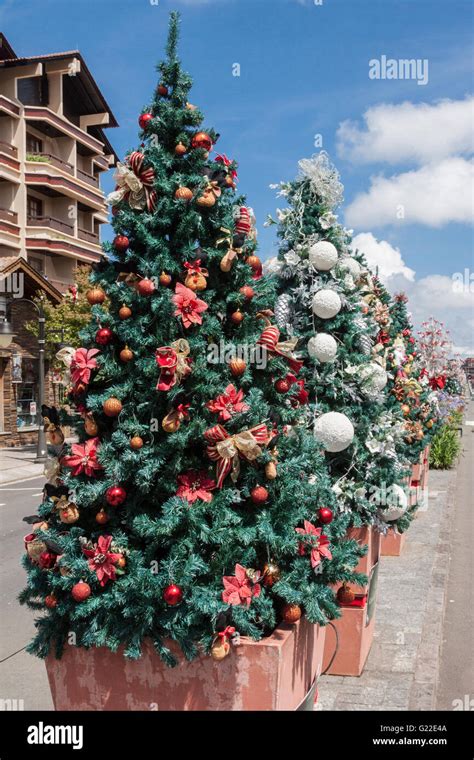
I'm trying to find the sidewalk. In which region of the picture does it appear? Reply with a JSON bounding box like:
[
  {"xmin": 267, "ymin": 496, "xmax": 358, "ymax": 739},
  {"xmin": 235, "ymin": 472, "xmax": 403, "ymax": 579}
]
[
  {"xmin": 0, "ymin": 448, "xmax": 45, "ymax": 485},
  {"xmin": 318, "ymin": 463, "xmax": 459, "ymax": 710}
]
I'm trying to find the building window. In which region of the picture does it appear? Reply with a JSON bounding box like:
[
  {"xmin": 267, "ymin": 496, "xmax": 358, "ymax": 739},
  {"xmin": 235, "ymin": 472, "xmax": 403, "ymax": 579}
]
[
  {"xmin": 17, "ymin": 75, "xmax": 48, "ymax": 106},
  {"xmin": 29, "ymin": 256, "xmax": 44, "ymax": 275},
  {"xmin": 13, "ymin": 357, "xmax": 39, "ymax": 430},
  {"xmin": 27, "ymin": 196, "xmax": 43, "ymax": 219},
  {"xmin": 26, "ymin": 134, "xmax": 43, "ymax": 154}
]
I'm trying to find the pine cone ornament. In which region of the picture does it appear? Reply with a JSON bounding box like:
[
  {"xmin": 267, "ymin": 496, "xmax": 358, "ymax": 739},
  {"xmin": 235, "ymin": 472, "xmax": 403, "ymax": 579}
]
[{"xmin": 274, "ymin": 294, "xmax": 293, "ymax": 330}]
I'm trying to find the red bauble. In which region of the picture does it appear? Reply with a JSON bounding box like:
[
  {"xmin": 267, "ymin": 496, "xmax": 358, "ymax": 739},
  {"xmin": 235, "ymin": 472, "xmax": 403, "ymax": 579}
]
[
  {"xmin": 138, "ymin": 112, "xmax": 153, "ymax": 129},
  {"xmin": 318, "ymin": 507, "xmax": 334, "ymax": 525},
  {"xmin": 163, "ymin": 584, "xmax": 183, "ymax": 606},
  {"xmin": 39, "ymin": 551, "xmax": 57, "ymax": 569},
  {"xmin": 45, "ymin": 594, "xmax": 57, "ymax": 609},
  {"xmin": 71, "ymin": 582, "xmax": 91, "ymax": 602},
  {"xmin": 136, "ymin": 277, "xmax": 155, "ymax": 296},
  {"xmin": 113, "ymin": 235, "xmax": 129, "ymax": 253},
  {"xmin": 191, "ymin": 131, "xmax": 213, "ymax": 151},
  {"xmin": 251, "ymin": 485, "xmax": 269, "ymax": 505},
  {"xmin": 95, "ymin": 327, "xmax": 113, "ymax": 345},
  {"xmin": 157, "ymin": 84, "xmax": 168, "ymax": 97},
  {"xmin": 239, "ymin": 285, "xmax": 255, "ymax": 300},
  {"xmin": 105, "ymin": 485, "xmax": 127, "ymax": 507},
  {"xmin": 275, "ymin": 379, "xmax": 290, "ymax": 394}
]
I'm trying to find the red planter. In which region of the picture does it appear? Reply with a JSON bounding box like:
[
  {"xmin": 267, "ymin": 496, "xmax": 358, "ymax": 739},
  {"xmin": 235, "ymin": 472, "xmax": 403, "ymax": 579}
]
[
  {"xmin": 381, "ymin": 527, "xmax": 406, "ymax": 556},
  {"xmin": 323, "ymin": 526, "xmax": 380, "ymax": 676},
  {"xmin": 344, "ymin": 526, "xmax": 381, "ymax": 594},
  {"xmin": 45, "ymin": 618, "xmax": 326, "ymax": 711}
]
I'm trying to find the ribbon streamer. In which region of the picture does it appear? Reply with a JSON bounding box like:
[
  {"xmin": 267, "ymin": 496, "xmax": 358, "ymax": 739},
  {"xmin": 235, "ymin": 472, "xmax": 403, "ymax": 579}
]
[
  {"xmin": 204, "ymin": 423, "xmax": 271, "ymax": 488},
  {"xmin": 107, "ymin": 151, "xmax": 157, "ymax": 212}
]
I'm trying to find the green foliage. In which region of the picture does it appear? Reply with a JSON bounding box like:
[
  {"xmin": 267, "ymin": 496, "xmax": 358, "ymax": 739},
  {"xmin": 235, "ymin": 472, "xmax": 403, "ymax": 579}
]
[
  {"xmin": 20, "ymin": 13, "xmax": 363, "ymax": 664},
  {"xmin": 429, "ymin": 423, "xmax": 461, "ymax": 469},
  {"xmin": 25, "ymin": 266, "xmax": 95, "ymax": 360}
]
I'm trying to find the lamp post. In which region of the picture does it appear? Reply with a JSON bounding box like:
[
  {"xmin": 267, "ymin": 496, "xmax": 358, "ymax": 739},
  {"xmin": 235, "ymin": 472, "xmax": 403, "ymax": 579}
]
[{"xmin": 0, "ymin": 297, "xmax": 63, "ymax": 463}]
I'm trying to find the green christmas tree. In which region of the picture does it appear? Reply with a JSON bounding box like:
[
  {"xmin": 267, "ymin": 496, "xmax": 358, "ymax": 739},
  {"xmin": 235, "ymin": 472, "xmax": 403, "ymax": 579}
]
[
  {"xmin": 20, "ymin": 16, "xmax": 364, "ymax": 665},
  {"xmin": 269, "ymin": 152, "xmax": 410, "ymax": 529}
]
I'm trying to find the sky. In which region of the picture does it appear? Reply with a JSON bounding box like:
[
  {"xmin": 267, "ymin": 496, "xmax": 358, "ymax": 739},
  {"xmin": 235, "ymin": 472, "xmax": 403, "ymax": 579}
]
[{"xmin": 2, "ymin": 0, "xmax": 473, "ymax": 353}]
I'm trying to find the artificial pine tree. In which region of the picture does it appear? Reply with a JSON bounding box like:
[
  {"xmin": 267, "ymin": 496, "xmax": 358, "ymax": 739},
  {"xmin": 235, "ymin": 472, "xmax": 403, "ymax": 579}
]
[
  {"xmin": 269, "ymin": 152, "xmax": 410, "ymax": 529},
  {"xmin": 20, "ymin": 15, "xmax": 363, "ymax": 666}
]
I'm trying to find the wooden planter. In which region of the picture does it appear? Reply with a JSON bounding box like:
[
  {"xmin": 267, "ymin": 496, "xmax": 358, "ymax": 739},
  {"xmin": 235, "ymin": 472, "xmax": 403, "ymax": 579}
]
[
  {"xmin": 45, "ymin": 617, "xmax": 326, "ymax": 711},
  {"xmin": 322, "ymin": 526, "xmax": 380, "ymax": 676},
  {"xmin": 381, "ymin": 527, "xmax": 406, "ymax": 556}
]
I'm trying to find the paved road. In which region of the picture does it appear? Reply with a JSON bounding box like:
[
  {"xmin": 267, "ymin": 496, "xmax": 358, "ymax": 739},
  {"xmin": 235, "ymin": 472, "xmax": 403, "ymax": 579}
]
[
  {"xmin": 0, "ymin": 476, "xmax": 53, "ymax": 710},
  {"xmin": 436, "ymin": 403, "xmax": 474, "ymax": 709}
]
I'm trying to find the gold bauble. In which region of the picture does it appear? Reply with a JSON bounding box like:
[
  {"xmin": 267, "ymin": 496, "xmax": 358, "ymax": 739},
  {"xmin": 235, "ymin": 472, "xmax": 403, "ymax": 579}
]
[
  {"xmin": 103, "ymin": 397, "xmax": 123, "ymax": 417},
  {"xmin": 229, "ymin": 358, "xmax": 246, "ymax": 377},
  {"xmin": 175, "ymin": 186, "xmax": 193, "ymax": 201}
]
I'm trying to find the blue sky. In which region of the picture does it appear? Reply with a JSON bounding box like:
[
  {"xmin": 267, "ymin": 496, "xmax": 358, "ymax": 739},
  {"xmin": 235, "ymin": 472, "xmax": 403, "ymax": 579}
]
[{"xmin": 2, "ymin": 0, "xmax": 473, "ymax": 351}]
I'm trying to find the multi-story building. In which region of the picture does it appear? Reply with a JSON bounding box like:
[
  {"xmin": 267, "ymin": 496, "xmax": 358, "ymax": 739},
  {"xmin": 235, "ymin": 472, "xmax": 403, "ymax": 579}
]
[{"xmin": 0, "ymin": 33, "xmax": 117, "ymax": 446}]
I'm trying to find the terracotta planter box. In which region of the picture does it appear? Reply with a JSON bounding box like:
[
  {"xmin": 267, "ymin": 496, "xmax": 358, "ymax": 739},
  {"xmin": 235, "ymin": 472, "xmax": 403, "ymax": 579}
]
[
  {"xmin": 381, "ymin": 527, "xmax": 406, "ymax": 556},
  {"xmin": 45, "ymin": 617, "xmax": 326, "ymax": 711},
  {"xmin": 322, "ymin": 558, "xmax": 379, "ymax": 676},
  {"xmin": 344, "ymin": 526, "xmax": 381, "ymax": 594}
]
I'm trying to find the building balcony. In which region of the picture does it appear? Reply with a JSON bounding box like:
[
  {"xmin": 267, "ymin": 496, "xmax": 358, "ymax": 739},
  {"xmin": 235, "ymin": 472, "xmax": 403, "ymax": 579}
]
[
  {"xmin": 78, "ymin": 227, "xmax": 99, "ymax": 244},
  {"xmin": 25, "ymin": 153, "xmax": 107, "ymax": 212},
  {"xmin": 27, "ymin": 215, "xmax": 74, "ymax": 235},
  {"xmin": 76, "ymin": 167, "xmax": 100, "ymax": 188},
  {"xmin": 0, "ymin": 206, "xmax": 20, "ymax": 249},
  {"xmin": 24, "ymin": 105, "xmax": 106, "ymax": 156},
  {"xmin": 26, "ymin": 151, "xmax": 74, "ymax": 175},
  {"xmin": 0, "ymin": 139, "xmax": 20, "ymax": 178},
  {"xmin": 26, "ymin": 217, "xmax": 102, "ymax": 263},
  {"xmin": 0, "ymin": 95, "xmax": 21, "ymax": 119}
]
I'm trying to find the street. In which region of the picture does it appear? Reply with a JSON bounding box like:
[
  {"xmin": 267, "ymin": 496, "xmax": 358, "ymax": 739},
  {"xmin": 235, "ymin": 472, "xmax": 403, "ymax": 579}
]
[{"xmin": 0, "ymin": 477, "xmax": 53, "ymax": 710}]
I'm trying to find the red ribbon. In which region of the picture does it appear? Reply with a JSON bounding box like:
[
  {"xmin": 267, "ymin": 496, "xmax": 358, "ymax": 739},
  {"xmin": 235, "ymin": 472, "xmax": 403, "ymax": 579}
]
[
  {"xmin": 204, "ymin": 423, "xmax": 271, "ymax": 489},
  {"xmin": 429, "ymin": 375, "xmax": 446, "ymax": 390},
  {"xmin": 257, "ymin": 325, "xmax": 302, "ymax": 374},
  {"xmin": 218, "ymin": 626, "xmax": 236, "ymax": 640},
  {"xmin": 127, "ymin": 151, "xmax": 157, "ymax": 212}
]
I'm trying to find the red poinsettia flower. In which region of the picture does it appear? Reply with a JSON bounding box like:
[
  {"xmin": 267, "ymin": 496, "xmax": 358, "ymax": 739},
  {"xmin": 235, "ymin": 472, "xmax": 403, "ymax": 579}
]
[
  {"xmin": 206, "ymin": 384, "xmax": 250, "ymax": 422},
  {"xmin": 295, "ymin": 520, "xmax": 332, "ymax": 568},
  {"xmin": 70, "ymin": 348, "xmax": 100, "ymax": 386},
  {"xmin": 172, "ymin": 283, "xmax": 208, "ymax": 329},
  {"xmin": 222, "ymin": 563, "xmax": 261, "ymax": 607},
  {"xmin": 215, "ymin": 154, "xmax": 238, "ymax": 179},
  {"xmin": 62, "ymin": 437, "xmax": 102, "ymax": 477},
  {"xmin": 83, "ymin": 535, "xmax": 122, "ymax": 587},
  {"xmin": 176, "ymin": 470, "xmax": 216, "ymax": 503}
]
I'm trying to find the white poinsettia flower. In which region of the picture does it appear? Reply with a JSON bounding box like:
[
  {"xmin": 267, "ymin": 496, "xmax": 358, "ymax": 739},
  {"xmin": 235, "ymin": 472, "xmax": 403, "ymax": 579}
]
[{"xmin": 284, "ymin": 251, "xmax": 300, "ymax": 266}]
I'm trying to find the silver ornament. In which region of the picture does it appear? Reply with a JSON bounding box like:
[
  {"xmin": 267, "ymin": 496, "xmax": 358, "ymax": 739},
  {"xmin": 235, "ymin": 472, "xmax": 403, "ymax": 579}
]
[
  {"xmin": 359, "ymin": 334, "xmax": 373, "ymax": 355},
  {"xmin": 274, "ymin": 293, "xmax": 293, "ymax": 330}
]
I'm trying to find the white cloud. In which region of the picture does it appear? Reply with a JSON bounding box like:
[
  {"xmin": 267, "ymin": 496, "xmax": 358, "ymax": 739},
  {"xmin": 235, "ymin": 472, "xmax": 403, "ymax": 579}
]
[
  {"xmin": 337, "ymin": 97, "xmax": 474, "ymax": 165},
  {"xmin": 352, "ymin": 232, "xmax": 415, "ymax": 281},
  {"xmin": 345, "ymin": 157, "xmax": 474, "ymax": 228},
  {"xmin": 352, "ymin": 233, "xmax": 474, "ymax": 353}
]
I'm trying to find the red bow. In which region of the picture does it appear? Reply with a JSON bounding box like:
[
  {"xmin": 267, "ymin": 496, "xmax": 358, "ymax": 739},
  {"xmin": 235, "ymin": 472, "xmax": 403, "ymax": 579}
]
[
  {"xmin": 218, "ymin": 626, "xmax": 236, "ymax": 640},
  {"xmin": 429, "ymin": 375, "xmax": 446, "ymax": 390},
  {"xmin": 257, "ymin": 324, "xmax": 302, "ymax": 374},
  {"xmin": 204, "ymin": 423, "xmax": 271, "ymax": 488},
  {"xmin": 127, "ymin": 151, "xmax": 157, "ymax": 212}
]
